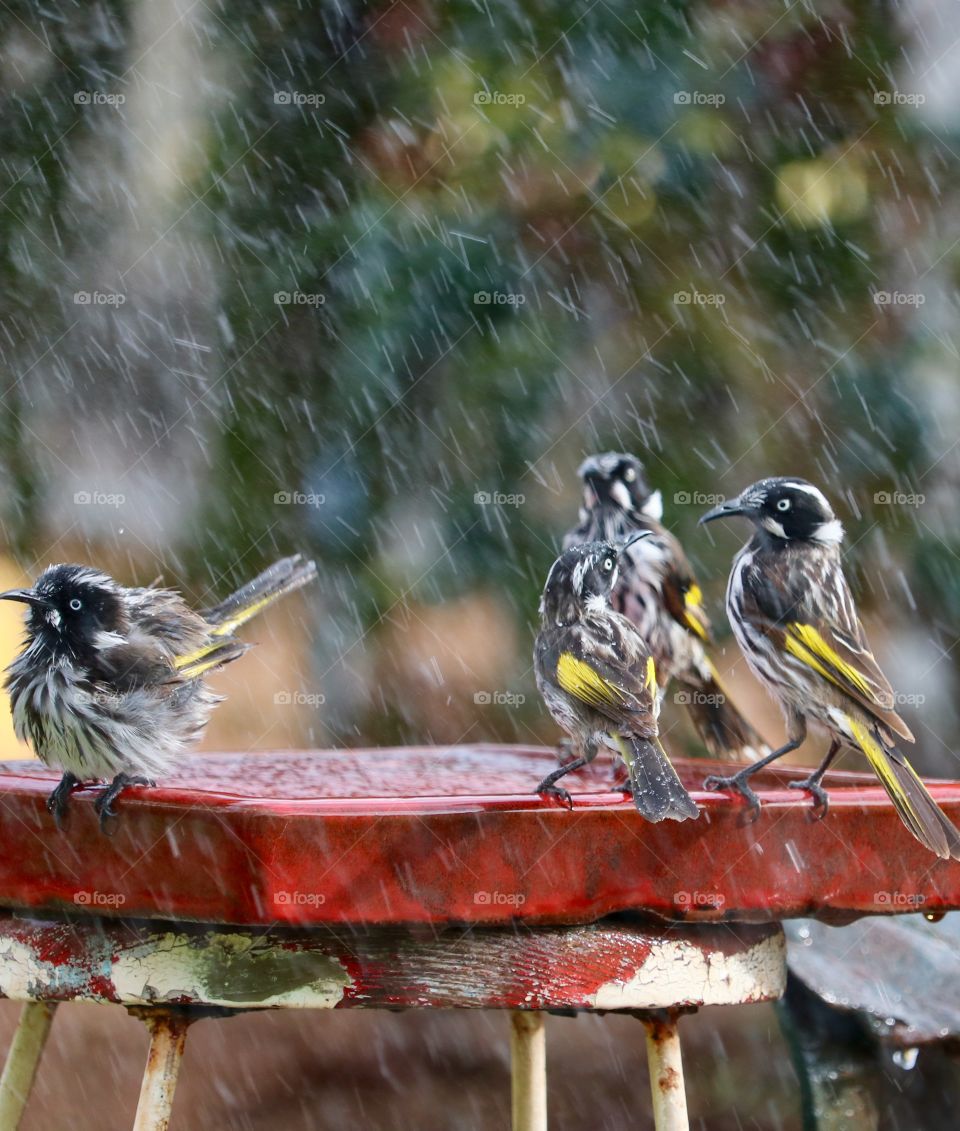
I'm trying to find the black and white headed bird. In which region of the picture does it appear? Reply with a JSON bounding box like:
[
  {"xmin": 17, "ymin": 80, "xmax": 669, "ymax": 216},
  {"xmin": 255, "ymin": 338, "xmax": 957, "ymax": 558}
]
[
  {"xmin": 1, "ymin": 554, "xmax": 317, "ymax": 830},
  {"xmin": 565, "ymin": 452, "xmax": 767, "ymax": 761},
  {"xmin": 534, "ymin": 537, "xmax": 699, "ymax": 823},
  {"xmin": 700, "ymin": 477, "xmax": 960, "ymax": 860}
]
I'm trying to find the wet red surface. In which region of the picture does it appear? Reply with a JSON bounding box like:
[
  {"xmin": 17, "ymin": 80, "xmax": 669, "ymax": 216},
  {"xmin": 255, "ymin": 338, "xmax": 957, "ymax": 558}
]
[{"xmin": 0, "ymin": 745, "xmax": 959, "ymax": 927}]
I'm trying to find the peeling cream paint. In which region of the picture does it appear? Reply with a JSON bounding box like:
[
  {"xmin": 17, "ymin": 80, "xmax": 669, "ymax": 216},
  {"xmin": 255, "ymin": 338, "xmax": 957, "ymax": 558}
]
[
  {"xmin": 0, "ymin": 938, "xmax": 98, "ymax": 1002},
  {"xmin": 0, "ymin": 932, "xmax": 351, "ymax": 1010},
  {"xmin": 112, "ymin": 932, "xmax": 351, "ymax": 1009},
  {"xmin": 588, "ymin": 931, "xmax": 786, "ymax": 1010}
]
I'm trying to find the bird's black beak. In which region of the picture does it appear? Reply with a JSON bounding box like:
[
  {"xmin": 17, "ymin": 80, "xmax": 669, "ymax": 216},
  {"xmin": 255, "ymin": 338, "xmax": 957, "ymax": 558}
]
[
  {"xmin": 0, "ymin": 588, "xmax": 53, "ymax": 609},
  {"xmin": 699, "ymin": 498, "xmax": 748, "ymax": 526},
  {"xmin": 619, "ymin": 530, "xmax": 652, "ymax": 553}
]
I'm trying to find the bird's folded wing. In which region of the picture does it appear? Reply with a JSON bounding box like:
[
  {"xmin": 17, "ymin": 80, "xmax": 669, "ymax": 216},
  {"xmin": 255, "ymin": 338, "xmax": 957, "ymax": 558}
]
[
  {"xmin": 173, "ymin": 638, "xmax": 248, "ymax": 679},
  {"xmin": 740, "ymin": 565, "xmax": 914, "ymax": 742},
  {"xmin": 780, "ymin": 619, "xmax": 913, "ymax": 742},
  {"xmin": 650, "ymin": 526, "xmax": 713, "ymax": 643},
  {"xmin": 783, "ymin": 621, "xmax": 893, "ymax": 706},
  {"xmin": 87, "ymin": 640, "xmax": 178, "ymax": 692},
  {"xmin": 554, "ymin": 649, "xmax": 656, "ymax": 725}
]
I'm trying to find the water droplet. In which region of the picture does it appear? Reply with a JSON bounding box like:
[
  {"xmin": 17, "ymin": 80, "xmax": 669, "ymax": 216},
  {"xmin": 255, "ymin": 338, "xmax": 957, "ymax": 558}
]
[{"xmin": 892, "ymin": 1048, "xmax": 918, "ymax": 1070}]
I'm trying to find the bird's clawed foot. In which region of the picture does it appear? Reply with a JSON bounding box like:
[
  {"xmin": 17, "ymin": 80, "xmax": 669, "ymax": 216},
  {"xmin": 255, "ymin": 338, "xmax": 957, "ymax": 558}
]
[
  {"xmin": 93, "ymin": 774, "xmax": 154, "ymax": 834},
  {"xmin": 787, "ymin": 776, "xmax": 830, "ymax": 818},
  {"xmin": 535, "ymin": 779, "xmax": 575, "ymax": 810},
  {"xmin": 703, "ymin": 770, "xmax": 762, "ymax": 819},
  {"xmin": 47, "ymin": 773, "xmax": 81, "ymax": 828}
]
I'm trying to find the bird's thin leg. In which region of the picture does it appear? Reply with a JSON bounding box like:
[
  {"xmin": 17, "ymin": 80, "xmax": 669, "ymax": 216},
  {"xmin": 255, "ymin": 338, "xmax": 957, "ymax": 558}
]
[
  {"xmin": 93, "ymin": 773, "xmax": 154, "ymax": 833},
  {"xmin": 787, "ymin": 738, "xmax": 841, "ymax": 816},
  {"xmin": 46, "ymin": 773, "xmax": 80, "ymax": 827},
  {"xmin": 536, "ymin": 740, "xmax": 597, "ymax": 809},
  {"xmin": 704, "ymin": 720, "xmax": 807, "ymax": 817}
]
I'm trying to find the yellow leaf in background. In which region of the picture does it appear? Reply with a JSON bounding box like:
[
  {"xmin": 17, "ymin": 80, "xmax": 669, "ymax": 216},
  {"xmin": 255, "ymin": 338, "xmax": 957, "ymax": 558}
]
[
  {"xmin": 0, "ymin": 557, "xmax": 33, "ymax": 759},
  {"xmin": 775, "ymin": 155, "xmax": 869, "ymax": 228}
]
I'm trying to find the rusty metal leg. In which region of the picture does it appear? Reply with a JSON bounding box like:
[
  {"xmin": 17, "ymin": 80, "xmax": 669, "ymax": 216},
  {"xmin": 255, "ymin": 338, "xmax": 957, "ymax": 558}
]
[
  {"xmin": 643, "ymin": 1014, "xmax": 689, "ymax": 1131},
  {"xmin": 510, "ymin": 1010, "xmax": 546, "ymax": 1131},
  {"xmin": 0, "ymin": 1002, "xmax": 57, "ymax": 1130},
  {"xmin": 132, "ymin": 1011, "xmax": 191, "ymax": 1131}
]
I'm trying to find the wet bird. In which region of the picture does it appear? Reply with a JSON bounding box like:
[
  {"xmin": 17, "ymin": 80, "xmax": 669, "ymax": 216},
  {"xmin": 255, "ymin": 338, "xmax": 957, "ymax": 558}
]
[
  {"xmin": 565, "ymin": 452, "xmax": 767, "ymax": 761},
  {"xmin": 700, "ymin": 478, "xmax": 960, "ymax": 860},
  {"xmin": 534, "ymin": 537, "xmax": 699, "ymax": 822},
  {"xmin": 1, "ymin": 554, "xmax": 317, "ymax": 829}
]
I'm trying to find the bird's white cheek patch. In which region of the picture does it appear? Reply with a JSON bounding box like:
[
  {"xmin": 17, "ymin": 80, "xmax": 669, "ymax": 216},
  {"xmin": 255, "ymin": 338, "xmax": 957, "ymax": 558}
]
[
  {"xmin": 609, "ymin": 481, "xmax": 632, "ymax": 510},
  {"xmin": 812, "ymin": 519, "xmax": 844, "ymax": 545},
  {"xmin": 642, "ymin": 489, "xmax": 663, "ymax": 522},
  {"xmin": 762, "ymin": 517, "xmax": 788, "ymax": 539}
]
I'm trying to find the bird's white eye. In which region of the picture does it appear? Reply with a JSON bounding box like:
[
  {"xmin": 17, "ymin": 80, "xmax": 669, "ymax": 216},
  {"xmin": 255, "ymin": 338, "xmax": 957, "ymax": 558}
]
[
  {"xmin": 602, "ymin": 557, "xmax": 614, "ymax": 572},
  {"xmin": 776, "ymin": 499, "xmax": 791, "ymax": 512},
  {"xmin": 623, "ymin": 467, "xmax": 636, "ymax": 483},
  {"xmin": 69, "ymin": 598, "xmax": 82, "ymax": 611}
]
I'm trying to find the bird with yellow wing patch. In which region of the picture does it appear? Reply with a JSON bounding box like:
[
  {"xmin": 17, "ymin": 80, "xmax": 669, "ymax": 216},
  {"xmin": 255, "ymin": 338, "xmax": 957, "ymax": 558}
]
[
  {"xmin": 700, "ymin": 477, "xmax": 960, "ymax": 861},
  {"xmin": 533, "ymin": 537, "xmax": 699, "ymax": 822},
  {"xmin": 566, "ymin": 452, "xmax": 768, "ymax": 762},
  {"xmin": 1, "ymin": 555, "xmax": 316, "ymax": 829}
]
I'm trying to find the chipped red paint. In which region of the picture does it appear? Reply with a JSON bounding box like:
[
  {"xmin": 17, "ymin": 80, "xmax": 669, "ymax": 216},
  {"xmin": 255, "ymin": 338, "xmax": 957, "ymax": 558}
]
[
  {"xmin": 0, "ymin": 746, "xmax": 959, "ymax": 927},
  {"xmin": 0, "ymin": 914, "xmax": 784, "ymax": 1011}
]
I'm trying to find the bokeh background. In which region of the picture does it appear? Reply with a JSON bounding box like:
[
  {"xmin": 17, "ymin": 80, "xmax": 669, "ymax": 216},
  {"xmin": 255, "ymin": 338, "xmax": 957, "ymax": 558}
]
[{"xmin": 2, "ymin": 0, "xmax": 960, "ymax": 1125}]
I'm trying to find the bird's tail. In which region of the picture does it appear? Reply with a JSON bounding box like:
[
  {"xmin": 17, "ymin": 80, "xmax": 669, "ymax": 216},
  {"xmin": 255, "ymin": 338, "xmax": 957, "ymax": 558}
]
[
  {"xmin": 614, "ymin": 735, "xmax": 700, "ymax": 823},
  {"xmin": 848, "ymin": 716, "xmax": 960, "ymax": 861},
  {"xmin": 679, "ymin": 660, "xmax": 769, "ymax": 762},
  {"xmin": 203, "ymin": 554, "xmax": 318, "ymax": 637}
]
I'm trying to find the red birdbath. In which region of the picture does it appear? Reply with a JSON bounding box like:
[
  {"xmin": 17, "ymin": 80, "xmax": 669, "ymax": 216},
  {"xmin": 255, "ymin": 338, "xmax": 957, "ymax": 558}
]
[{"xmin": 1, "ymin": 745, "xmax": 958, "ymax": 1131}]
